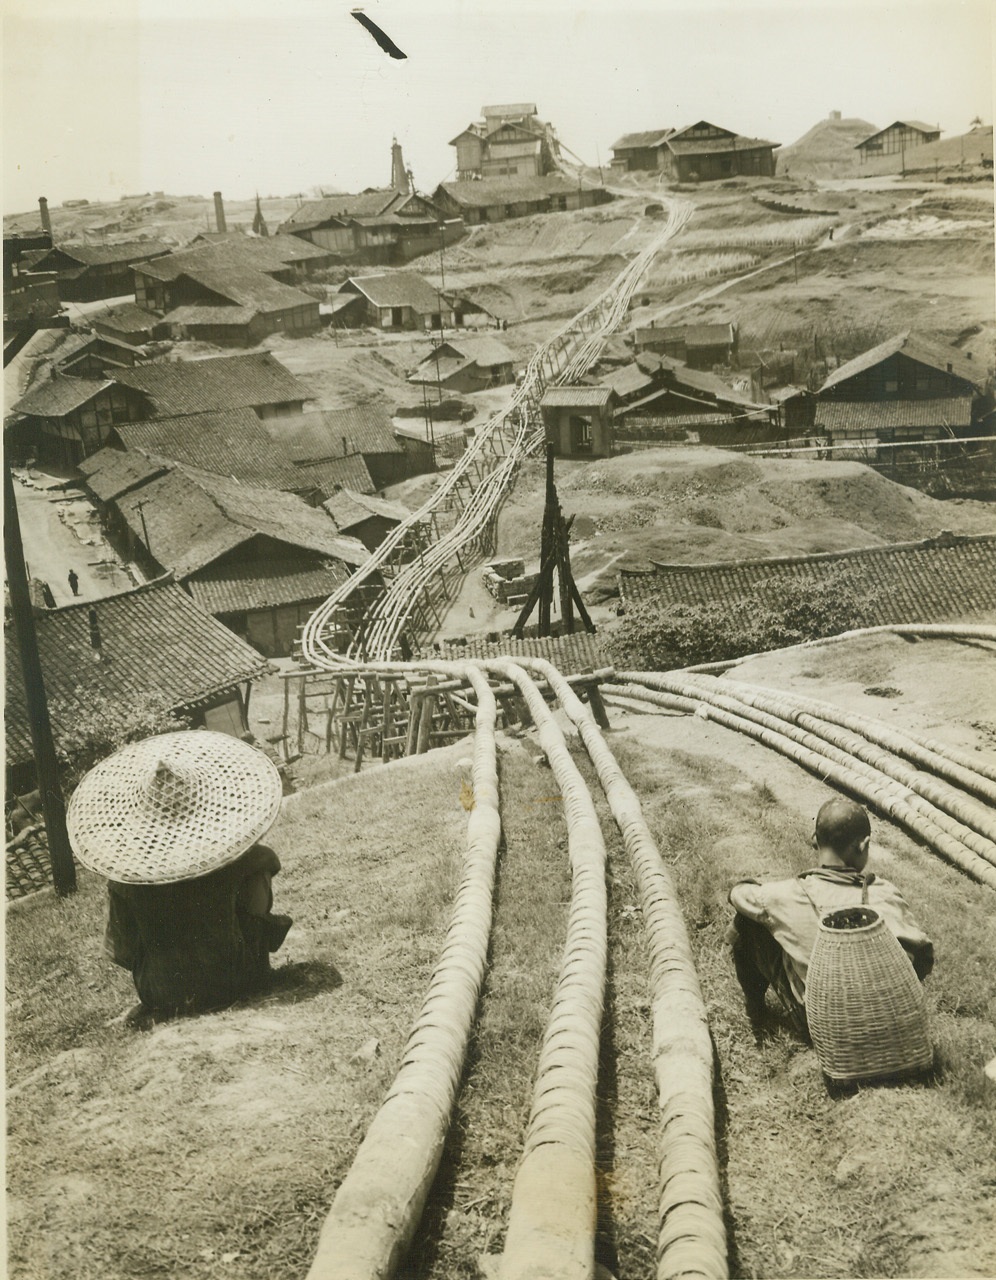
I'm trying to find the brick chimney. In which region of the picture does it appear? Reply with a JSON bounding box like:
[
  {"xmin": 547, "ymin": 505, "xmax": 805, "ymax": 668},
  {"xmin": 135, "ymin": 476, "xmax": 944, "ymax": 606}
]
[
  {"xmin": 213, "ymin": 191, "xmax": 227, "ymax": 234},
  {"xmin": 38, "ymin": 197, "xmax": 52, "ymax": 234}
]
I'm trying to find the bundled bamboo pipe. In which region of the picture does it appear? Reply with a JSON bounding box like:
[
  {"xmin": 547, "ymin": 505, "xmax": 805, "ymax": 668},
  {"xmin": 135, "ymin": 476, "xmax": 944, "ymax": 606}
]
[
  {"xmin": 517, "ymin": 659, "xmax": 728, "ymax": 1280},
  {"xmin": 305, "ymin": 663, "xmax": 501, "ymax": 1280},
  {"xmin": 615, "ymin": 673, "xmax": 996, "ymax": 891},
  {"xmin": 484, "ymin": 659, "xmax": 608, "ymax": 1280}
]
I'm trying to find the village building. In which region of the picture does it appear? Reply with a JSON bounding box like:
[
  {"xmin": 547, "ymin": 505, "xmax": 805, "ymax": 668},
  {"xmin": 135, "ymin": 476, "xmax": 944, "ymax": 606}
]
[
  {"xmin": 633, "ymin": 321, "xmax": 739, "ymax": 369},
  {"xmin": 78, "ymin": 450, "xmax": 370, "ymax": 657},
  {"xmin": 4, "ymin": 232, "xmax": 61, "ymax": 331},
  {"xmin": 261, "ymin": 401, "xmax": 435, "ymax": 490},
  {"xmin": 110, "ymin": 408, "xmax": 306, "ymax": 493},
  {"xmin": 609, "ymin": 129, "xmax": 675, "ymax": 172},
  {"xmin": 610, "ymin": 122, "xmax": 779, "ymax": 183},
  {"xmin": 25, "ymin": 239, "xmax": 171, "ymax": 302},
  {"xmin": 4, "ymin": 577, "xmax": 271, "ymax": 793},
  {"xmin": 133, "ymin": 237, "xmax": 325, "ymax": 346},
  {"xmin": 618, "ymin": 533, "xmax": 996, "ymax": 627},
  {"xmin": 431, "ymin": 175, "xmax": 613, "ymax": 226},
  {"xmin": 51, "ymin": 331, "xmax": 145, "ymax": 378},
  {"xmin": 7, "ymin": 351, "xmax": 313, "ymax": 467},
  {"xmin": 280, "ymin": 189, "xmax": 463, "ymax": 266},
  {"xmin": 337, "ymin": 272, "xmax": 455, "ymax": 331},
  {"xmin": 449, "ymin": 104, "xmax": 562, "ymax": 179},
  {"xmin": 407, "ymin": 336, "xmax": 516, "ymax": 394},
  {"xmin": 88, "ymin": 300, "xmax": 167, "ymax": 346},
  {"xmin": 607, "ymin": 354, "xmax": 778, "ymax": 446},
  {"xmin": 855, "ymin": 121, "xmax": 941, "ymax": 161},
  {"xmin": 292, "ymin": 454, "xmax": 377, "ymax": 500},
  {"xmin": 540, "ymin": 386, "xmax": 618, "ymax": 458},
  {"xmin": 815, "ymin": 331, "xmax": 987, "ymax": 444},
  {"xmin": 322, "ymin": 488, "xmax": 410, "ymax": 551}
]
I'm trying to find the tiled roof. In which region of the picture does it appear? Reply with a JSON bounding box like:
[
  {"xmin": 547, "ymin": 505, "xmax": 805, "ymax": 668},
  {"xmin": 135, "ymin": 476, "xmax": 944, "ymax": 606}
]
[
  {"xmin": 78, "ymin": 447, "xmax": 170, "ymax": 501},
  {"xmin": 433, "ymin": 336, "xmax": 515, "ymax": 368},
  {"xmin": 49, "ymin": 239, "xmax": 170, "ymax": 267},
  {"xmin": 188, "ymin": 232, "xmax": 330, "ymax": 264},
  {"xmin": 4, "ymin": 578, "xmax": 270, "ymax": 766},
  {"xmin": 408, "ymin": 354, "xmax": 470, "ymax": 386},
  {"xmin": 187, "ymin": 558, "xmax": 351, "ymax": 613},
  {"xmin": 421, "ymin": 629, "xmax": 608, "ymax": 675},
  {"xmin": 113, "ymin": 352, "xmax": 311, "ymax": 417},
  {"xmin": 341, "ymin": 271, "xmax": 444, "ymax": 314},
  {"xmin": 10, "ymin": 374, "xmax": 115, "ymax": 418},
  {"xmin": 815, "ymin": 398, "xmax": 974, "ymax": 432},
  {"xmin": 292, "ymin": 455, "xmax": 375, "ymax": 496},
  {"xmin": 163, "ymin": 305, "xmax": 259, "ymax": 326},
  {"xmin": 623, "ymin": 356, "xmax": 764, "ymax": 410},
  {"xmin": 618, "ymin": 534, "xmax": 996, "ymax": 625},
  {"xmin": 265, "ymin": 403, "xmax": 401, "ymax": 463},
  {"xmin": 611, "ymin": 129, "xmax": 673, "ymax": 151},
  {"xmin": 323, "ymin": 487, "xmax": 408, "ymax": 530},
  {"xmin": 602, "ymin": 363, "xmax": 656, "ymax": 399},
  {"xmin": 820, "ymin": 332, "xmax": 980, "ymax": 393},
  {"xmin": 666, "ymin": 134, "xmax": 779, "ymax": 155},
  {"xmin": 114, "ymin": 409, "xmax": 303, "ymax": 489},
  {"xmin": 179, "ymin": 262, "xmax": 317, "ymax": 312},
  {"xmin": 435, "ymin": 175, "xmax": 602, "ymax": 208},
  {"xmin": 541, "ymin": 386, "xmax": 616, "ymax": 408},
  {"xmin": 277, "ymin": 190, "xmax": 433, "ymax": 233},
  {"xmin": 638, "ymin": 323, "xmax": 736, "ymax": 347},
  {"xmin": 857, "ymin": 121, "xmax": 940, "ymax": 148}
]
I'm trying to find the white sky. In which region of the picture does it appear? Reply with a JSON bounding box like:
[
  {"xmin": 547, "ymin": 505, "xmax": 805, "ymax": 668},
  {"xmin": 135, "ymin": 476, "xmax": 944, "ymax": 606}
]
[{"xmin": 3, "ymin": 0, "xmax": 994, "ymax": 214}]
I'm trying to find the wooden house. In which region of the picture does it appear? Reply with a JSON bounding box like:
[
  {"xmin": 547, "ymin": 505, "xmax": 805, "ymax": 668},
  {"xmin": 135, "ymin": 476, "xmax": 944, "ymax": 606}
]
[
  {"xmin": 815, "ymin": 331, "xmax": 986, "ymax": 444},
  {"xmin": 856, "ymin": 121, "xmax": 941, "ymax": 161},
  {"xmin": 610, "ymin": 129, "xmax": 674, "ymax": 172},
  {"xmin": 112, "ymin": 352, "xmax": 312, "ymax": 421},
  {"xmin": 432, "ymin": 175, "xmax": 612, "ymax": 226},
  {"xmin": 78, "ymin": 450, "xmax": 370, "ymax": 658},
  {"xmin": 337, "ymin": 272, "xmax": 455, "ymax": 331},
  {"xmin": 322, "ymin": 488, "xmax": 409, "ymax": 551},
  {"xmin": 634, "ymin": 321, "xmax": 738, "ymax": 369},
  {"xmin": 658, "ymin": 122, "xmax": 779, "ymax": 182},
  {"xmin": 279, "ymin": 190, "xmax": 462, "ymax": 266},
  {"xmin": 7, "ymin": 374, "xmax": 150, "ymax": 467},
  {"xmin": 449, "ymin": 103, "xmax": 561, "ymax": 179},
  {"xmin": 540, "ymin": 386, "xmax": 617, "ymax": 458},
  {"xmin": 26, "ymin": 240, "xmax": 171, "ymax": 302},
  {"xmin": 4, "ymin": 577, "xmax": 271, "ymax": 793},
  {"xmin": 88, "ymin": 300, "xmax": 167, "ymax": 345},
  {"xmin": 407, "ymin": 336, "xmax": 516, "ymax": 394}
]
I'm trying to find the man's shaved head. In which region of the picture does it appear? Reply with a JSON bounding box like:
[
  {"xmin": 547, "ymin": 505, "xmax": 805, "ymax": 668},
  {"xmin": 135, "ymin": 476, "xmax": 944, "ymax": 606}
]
[{"xmin": 815, "ymin": 798, "xmax": 871, "ymax": 856}]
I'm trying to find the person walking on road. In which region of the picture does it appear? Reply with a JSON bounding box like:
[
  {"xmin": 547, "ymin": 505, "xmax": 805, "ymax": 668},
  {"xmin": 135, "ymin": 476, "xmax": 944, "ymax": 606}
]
[{"xmin": 68, "ymin": 569, "xmax": 80, "ymax": 596}]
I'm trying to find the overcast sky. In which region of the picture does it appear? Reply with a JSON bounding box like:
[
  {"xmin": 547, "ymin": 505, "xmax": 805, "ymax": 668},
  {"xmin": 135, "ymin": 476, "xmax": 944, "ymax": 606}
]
[{"xmin": 3, "ymin": 0, "xmax": 993, "ymax": 215}]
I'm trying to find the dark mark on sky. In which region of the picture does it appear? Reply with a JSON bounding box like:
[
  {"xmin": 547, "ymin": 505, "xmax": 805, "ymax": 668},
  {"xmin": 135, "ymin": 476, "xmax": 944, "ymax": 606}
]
[{"xmin": 351, "ymin": 9, "xmax": 407, "ymax": 60}]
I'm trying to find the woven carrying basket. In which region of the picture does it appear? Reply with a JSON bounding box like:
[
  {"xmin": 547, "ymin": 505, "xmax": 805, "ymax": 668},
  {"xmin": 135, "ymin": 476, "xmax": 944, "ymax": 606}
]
[{"xmin": 806, "ymin": 906, "xmax": 932, "ymax": 1083}]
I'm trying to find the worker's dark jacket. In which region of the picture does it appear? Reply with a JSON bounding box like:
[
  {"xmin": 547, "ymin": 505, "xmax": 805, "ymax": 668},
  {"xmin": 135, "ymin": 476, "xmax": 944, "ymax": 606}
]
[{"xmin": 106, "ymin": 843, "xmax": 282, "ymax": 1016}]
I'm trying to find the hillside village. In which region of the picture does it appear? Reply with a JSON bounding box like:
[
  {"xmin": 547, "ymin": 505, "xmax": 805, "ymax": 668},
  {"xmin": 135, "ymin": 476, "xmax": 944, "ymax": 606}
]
[{"xmin": 5, "ymin": 63, "xmax": 996, "ymax": 1280}]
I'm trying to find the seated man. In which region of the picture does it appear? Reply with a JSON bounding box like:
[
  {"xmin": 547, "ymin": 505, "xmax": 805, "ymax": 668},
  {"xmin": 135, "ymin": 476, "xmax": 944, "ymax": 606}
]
[
  {"xmin": 66, "ymin": 730, "xmax": 292, "ymax": 1025},
  {"xmin": 728, "ymin": 797, "xmax": 933, "ymax": 1037}
]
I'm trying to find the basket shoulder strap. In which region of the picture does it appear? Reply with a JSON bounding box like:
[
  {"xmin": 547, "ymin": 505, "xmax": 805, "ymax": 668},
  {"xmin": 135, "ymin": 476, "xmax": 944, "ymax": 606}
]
[{"xmin": 799, "ymin": 872, "xmax": 867, "ymax": 918}]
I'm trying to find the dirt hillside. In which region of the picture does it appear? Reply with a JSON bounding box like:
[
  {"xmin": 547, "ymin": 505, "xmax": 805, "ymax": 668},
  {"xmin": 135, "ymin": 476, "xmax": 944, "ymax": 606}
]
[{"xmin": 778, "ymin": 116, "xmax": 879, "ymax": 179}]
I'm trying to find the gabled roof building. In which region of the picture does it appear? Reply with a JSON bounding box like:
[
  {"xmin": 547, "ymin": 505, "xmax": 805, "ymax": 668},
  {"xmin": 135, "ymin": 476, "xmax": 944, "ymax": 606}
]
[
  {"xmin": 856, "ymin": 121, "xmax": 941, "ymax": 160},
  {"xmin": 449, "ymin": 103, "xmax": 561, "ymax": 180},
  {"xmin": 4, "ymin": 577, "xmax": 271, "ymax": 791},
  {"xmin": 431, "ymin": 174, "xmax": 613, "ymax": 226},
  {"xmin": 338, "ymin": 272, "xmax": 455, "ymax": 331},
  {"xmin": 610, "ymin": 121, "xmax": 779, "ymax": 181},
  {"xmin": 23, "ymin": 239, "xmax": 171, "ymax": 302}
]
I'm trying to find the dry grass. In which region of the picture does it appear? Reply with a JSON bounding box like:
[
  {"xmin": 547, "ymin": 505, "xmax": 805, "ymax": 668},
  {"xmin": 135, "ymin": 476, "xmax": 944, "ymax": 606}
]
[{"xmin": 610, "ymin": 735, "xmax": 996, "ymax": 1279}]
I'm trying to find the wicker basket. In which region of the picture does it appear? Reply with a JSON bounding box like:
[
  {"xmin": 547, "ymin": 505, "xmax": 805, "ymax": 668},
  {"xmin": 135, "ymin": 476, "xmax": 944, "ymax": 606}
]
[{"xmin": 806, "ymin": 906, "xmax": 932, "ymax": 1083}]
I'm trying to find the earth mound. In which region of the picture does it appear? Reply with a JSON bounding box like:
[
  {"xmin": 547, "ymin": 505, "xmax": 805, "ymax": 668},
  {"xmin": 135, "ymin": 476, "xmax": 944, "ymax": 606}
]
[{"xmin": 778, "ymin": 116, "xmax": 878, "ymax": 179}]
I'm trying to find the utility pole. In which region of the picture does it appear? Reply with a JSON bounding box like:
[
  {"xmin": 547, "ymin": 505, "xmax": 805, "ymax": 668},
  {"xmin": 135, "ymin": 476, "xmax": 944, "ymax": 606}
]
[{"xmin": 3, "ymin": 453, "xmax": 77, "ymax": 895}]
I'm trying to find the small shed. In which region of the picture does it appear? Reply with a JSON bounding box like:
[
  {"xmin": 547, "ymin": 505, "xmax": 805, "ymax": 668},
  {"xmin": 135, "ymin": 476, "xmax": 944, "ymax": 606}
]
[{"xmin": 540, "ymin": 386, "xmax": 617, "ymax": 458}]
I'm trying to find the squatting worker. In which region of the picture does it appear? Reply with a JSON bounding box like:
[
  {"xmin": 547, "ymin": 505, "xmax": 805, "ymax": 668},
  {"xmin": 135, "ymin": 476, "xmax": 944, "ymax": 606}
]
[
  {"xmin": 66, "ymin": 730, "xmax": 292, "ymax": 1025},
  {"xmin": 727, "ymin": 797, "xmax": 933, "ymax": 1037}
]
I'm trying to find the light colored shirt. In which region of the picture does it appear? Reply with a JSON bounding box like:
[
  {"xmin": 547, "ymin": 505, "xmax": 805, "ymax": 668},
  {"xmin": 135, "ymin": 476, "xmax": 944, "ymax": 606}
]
[{"xmin": 730, "ymin": 866, "xmax": 933, "ymax": 1005}]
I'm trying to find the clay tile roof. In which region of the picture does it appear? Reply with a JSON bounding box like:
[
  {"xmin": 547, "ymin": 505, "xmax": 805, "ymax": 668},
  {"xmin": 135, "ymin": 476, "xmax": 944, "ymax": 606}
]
[
  {"xmin": 611, "ymin": 129, "xmax": 673, "ymax": 151},
  {"xmin": 291, "ymin": 455, "xmax": 375, "ymax": 496},
  {"xmin": 422, "ymin": 629, "xmax": 608, "ymax": 675},
  {"xmin": 114, "ymin": 409, "xmax": 303, "ymax": 489},
  {"xmin": 112, "ymin": 352, "xmax": 311, "ymax": 417},
  {"xmin": 323, "ymin": 487, "xmax": 409, "ymax": 530},
  {"xmin": 186, "ymin": 558, "xmax": 351, "ymax": 614},
  {"xmin": 266, "ymin": 403, "xmax": 401, "ymax": 464},
  {"xmin": 819, "ymin": 332, "xmax": 980, "ymax": 393},
  {"xmin": 3, "ymin": 578, "xmax": 270, "ymax": 766},
  {"xmin": 10, "ymin": 374, "xmax": 117, "ymax": 419},
  {"xmin": 340, "ymin": 271, "xmax": 444, "ymax": 314},
  {"xmin": 78, "ymin": 447, "xmax": 170, "ymax": 501},
  {"xmin": 435, "ymin": 174, "xmax": 598, "ymax": 208},
  {"xmin": 541, "ymin": 386, "xmax": 616, "ymax": 408},
  {"xmin": 50, "ymin": 239, "xmax": 171, "ymax": 267},
  {"xmin": 618, "ymin": 535, "xmax": 996, "ymax": 626},
  {"xmin": 815, "ymin": 399, "xmax": 974, "ymax": 431}
]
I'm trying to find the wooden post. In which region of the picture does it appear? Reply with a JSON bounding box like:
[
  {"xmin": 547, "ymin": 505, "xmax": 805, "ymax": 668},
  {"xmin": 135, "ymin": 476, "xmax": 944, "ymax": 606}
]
[
  {"xmin": 282, "ymin": 676, "xmax": 291, "ymax": 760},
  {"xmin": 3, "ymin": 457, "xmax": 76, "ymax": 896},
  {"xmin": 297, "ymin": 675, "xmax": 307, "ymax": 755},
  {"xmin": 416, "ymin": 677, "xmax": 436, "ymax": 754}
]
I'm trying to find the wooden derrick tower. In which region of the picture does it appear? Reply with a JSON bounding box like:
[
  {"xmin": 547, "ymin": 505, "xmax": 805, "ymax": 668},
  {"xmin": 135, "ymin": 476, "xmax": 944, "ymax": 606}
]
[{"xmin": 512, "ymin": 444, "xmax": 595, "ymax": 639}]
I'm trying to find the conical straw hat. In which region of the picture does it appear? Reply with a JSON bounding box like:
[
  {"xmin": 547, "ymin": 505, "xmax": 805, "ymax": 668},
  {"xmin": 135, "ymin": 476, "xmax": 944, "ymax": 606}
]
[{"xmin": 67, "ymin": 731, "xmax": 282, "ymax": 884}]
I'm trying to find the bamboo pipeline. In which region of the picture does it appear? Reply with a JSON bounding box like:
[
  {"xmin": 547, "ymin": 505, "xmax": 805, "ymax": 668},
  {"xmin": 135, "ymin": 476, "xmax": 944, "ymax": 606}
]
[
  {"xmin": 305, "ymin": 663, "xmax": 500, "ymax": 1280},
  {"xmin": 516, "ymin": 659, "xmax": 728, "ymax": 1280},
  {"xmin": 607, "ymin": 677, "xmax": 996, "ymax": 891}
]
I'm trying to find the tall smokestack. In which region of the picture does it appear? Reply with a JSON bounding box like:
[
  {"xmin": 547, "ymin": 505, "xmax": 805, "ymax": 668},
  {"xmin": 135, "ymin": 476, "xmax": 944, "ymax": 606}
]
[
  {"xmin": 390, "ymin": 138, "xmax": 411, "ymax": 195},
  {"xmin": 213, "ymin": 191, "xmax": 227, "ymax": 234},
  {"xmin": 38, "ymin": 197, "xmax": 52, "ymax": 234}
]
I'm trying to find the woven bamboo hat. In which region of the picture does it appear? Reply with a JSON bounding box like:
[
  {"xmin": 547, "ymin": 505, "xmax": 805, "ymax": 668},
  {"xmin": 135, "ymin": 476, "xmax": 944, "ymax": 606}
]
[{"xmin": 67, "ymin": 731, "xmax": 282, "ymax": 885}]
